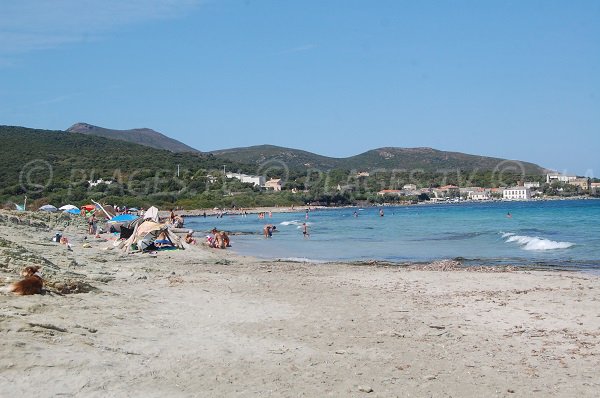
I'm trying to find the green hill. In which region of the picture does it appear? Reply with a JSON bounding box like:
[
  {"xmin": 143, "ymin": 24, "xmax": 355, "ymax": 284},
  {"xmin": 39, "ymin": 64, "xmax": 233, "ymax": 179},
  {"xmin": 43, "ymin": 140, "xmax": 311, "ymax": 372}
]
[
  {"xmin": 0, "ymin": 125, "xmax": 249, "ymax": 207},
  {"xmin": 211, "ymin": 145, "xmax": 547, "ymax": 174},
  {"xmin": 210, "ymin": 145, "xmax": 341, "ymax": 170},
  {"xmin": 67, "ymin": 122, "xmax": 200, "ymax": 153}
]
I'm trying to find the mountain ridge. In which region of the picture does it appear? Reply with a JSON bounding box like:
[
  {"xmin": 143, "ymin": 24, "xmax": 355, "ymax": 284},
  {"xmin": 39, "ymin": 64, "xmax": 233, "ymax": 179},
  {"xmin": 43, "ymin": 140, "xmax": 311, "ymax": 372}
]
[
  {"xmin": 66, "ymin": 123, "xmax": 549, "ymax": 174},
  {"xmin": 210, "ymin": 144, "xmax": 548, "ymax": 174},
  {"xmin": 67, "ymin": 122, "xmax": 200, "ymax": 153}
]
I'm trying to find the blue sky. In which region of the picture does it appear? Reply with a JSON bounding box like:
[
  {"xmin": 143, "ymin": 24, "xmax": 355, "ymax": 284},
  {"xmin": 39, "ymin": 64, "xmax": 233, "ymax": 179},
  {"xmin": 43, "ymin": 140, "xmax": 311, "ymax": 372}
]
[{"xmin": 1, "ymin": 0, "xmax": 598, "ymax": 175}]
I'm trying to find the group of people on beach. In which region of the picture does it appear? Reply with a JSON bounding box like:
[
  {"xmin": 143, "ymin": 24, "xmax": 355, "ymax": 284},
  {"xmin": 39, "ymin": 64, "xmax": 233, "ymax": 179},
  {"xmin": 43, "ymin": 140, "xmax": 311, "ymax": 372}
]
[{"xmin": 206, "ymin": 228, "xmax": 231, "ymax": 249}]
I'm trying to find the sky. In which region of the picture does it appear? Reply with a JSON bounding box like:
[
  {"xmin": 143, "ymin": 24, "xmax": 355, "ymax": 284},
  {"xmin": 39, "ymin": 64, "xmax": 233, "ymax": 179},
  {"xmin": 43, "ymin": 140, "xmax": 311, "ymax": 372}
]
[{"xmin": 1, "ymin": 0, "xmax": 599, "ymax": 176}]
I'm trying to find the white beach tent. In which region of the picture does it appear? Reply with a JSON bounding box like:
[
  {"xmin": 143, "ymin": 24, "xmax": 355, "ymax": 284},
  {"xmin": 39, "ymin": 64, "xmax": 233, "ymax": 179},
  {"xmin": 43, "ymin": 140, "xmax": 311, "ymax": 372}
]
[
  {"xmin": 59, "ymin": 204, "xmax": 78, "ymax": 211},
  {"xmin": 121, "ymin": 220, "xmax": 183, "ymax": 252},
  {"xmin": 39, "ymin": 204, "xmax": 58, "ymax": 212},
  {"xmin": 144, "ymin": 206, "xmax": 159, "ymax": 223}
]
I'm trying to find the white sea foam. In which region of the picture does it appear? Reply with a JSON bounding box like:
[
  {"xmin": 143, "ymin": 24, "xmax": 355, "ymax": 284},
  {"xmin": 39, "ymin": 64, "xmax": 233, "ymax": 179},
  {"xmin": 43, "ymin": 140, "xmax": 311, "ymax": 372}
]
[
  {"xmin": 280, "ymin": 220, "xmax": 301, "ymax": 226},
  {"xmin": 280, "ymin": 220, "xmax": 311, "ymax": 227},
  {"xmin": 279, "ymin": 257, "xmax": 327, "ymax": 263},
  {"xmin": 502, "ymin": 233, "xmax": 574, "ymax": 251}
]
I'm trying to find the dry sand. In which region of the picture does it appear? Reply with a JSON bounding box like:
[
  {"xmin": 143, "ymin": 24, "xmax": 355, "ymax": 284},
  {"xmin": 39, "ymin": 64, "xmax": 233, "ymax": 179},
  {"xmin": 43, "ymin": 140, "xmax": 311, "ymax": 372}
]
[{"xmin": 1, "ymin": 210, "xmax": 599, "ymax": 397}]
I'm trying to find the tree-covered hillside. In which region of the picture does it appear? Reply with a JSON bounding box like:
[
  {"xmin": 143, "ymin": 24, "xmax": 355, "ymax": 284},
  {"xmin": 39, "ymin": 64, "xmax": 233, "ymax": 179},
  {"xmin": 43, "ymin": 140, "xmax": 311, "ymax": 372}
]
[
  {"xmin": 0, "ymin": 126, "xmax": 251, "ymax": 208},
  {"xmin": 211, "ymin": 145, "xmax": 547, "ymax": 174}
]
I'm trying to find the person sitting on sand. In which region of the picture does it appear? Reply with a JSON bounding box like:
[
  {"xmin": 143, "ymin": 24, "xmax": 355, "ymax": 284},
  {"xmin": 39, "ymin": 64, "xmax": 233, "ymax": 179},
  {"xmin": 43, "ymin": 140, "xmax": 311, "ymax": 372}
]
[
  {"xmin": 210, "ymin": 228, "xmax": 231, "ymax": 249},
  {"xmin": 184, "ymin": 230, "xmax": 196, "ymax": 245},
  {"xmin": 205, "ymin": 235, "xmax": 216, "ymax": 248},
  {"xmin": 263, "ymin": 224, "xmax": 276, "ymax": 238}
]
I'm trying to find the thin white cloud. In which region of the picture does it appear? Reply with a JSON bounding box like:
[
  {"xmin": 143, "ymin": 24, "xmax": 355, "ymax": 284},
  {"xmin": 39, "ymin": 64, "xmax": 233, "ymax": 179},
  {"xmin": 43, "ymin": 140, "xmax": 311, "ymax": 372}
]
[{"xmin": 0, "ymin": 0, "xmax": 202, "ymax": 55}]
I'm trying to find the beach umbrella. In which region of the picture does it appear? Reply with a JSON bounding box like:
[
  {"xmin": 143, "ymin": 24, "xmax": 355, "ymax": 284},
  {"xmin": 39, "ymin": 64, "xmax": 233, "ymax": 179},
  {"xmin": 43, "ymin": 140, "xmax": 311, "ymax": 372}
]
[
  {"xmin": 81, "ymin": 204, "xmax": 96, "ymax": 211},
  {"xmin": 65, "ymin": 208, "xmax": 81, "ymax": 215},
  {"xmin": 39, "ymin": 204, "xmax": 58, "ymax": 212},
  {"xmin": 59, "ymin": 204, "xmax": 78, "ymax": 211},
  {"xmin": 108, "ymin": 214, "xmax": 138, "ymax": 223}
]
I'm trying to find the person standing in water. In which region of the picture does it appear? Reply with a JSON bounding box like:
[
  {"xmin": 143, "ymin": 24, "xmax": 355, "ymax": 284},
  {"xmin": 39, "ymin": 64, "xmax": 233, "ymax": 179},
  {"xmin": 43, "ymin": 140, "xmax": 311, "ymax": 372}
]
[
  {"xmin": 263, "ymin": 224, "xmax": 276, "ymax": 238},
  {"xmin": 302, "ymin": 222, "xmax": 309, "ymax": 239},
  {"xmin": 379, "ymin": 208, "xmax": 384, "ymax": 217}
]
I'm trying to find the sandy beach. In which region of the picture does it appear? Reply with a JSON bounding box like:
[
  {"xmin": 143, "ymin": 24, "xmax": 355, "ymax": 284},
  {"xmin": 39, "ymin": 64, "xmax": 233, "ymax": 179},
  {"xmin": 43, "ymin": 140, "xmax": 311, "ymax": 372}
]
[{"xmin": 1, "ymin": 210, "xmax": 599, "ymax": 397}]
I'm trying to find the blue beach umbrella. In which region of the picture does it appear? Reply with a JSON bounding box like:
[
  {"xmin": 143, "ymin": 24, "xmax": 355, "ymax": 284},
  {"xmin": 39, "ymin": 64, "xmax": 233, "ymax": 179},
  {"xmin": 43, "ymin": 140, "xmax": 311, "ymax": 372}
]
[
  {"xmin": 65, "ymin": 208, "xmax": 81, "ymax": 215},
  {"xmin": 108, "ymin": 214, "xmax": 138, "ymax": 223}
]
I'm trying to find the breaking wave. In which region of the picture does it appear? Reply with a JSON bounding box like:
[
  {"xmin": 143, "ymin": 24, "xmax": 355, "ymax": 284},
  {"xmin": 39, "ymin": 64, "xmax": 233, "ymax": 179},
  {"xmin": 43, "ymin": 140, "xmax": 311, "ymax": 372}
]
[
  {"xmin": 280, "ymin": 220, "xmax": 311, "ymax": 228},
  {"xmin": 501, "ymin": 232, "xmax": 575, "ymax": 251},
  {"xmin": 280, "ymin": 220, "xmax": 301, "ymax": 226}
]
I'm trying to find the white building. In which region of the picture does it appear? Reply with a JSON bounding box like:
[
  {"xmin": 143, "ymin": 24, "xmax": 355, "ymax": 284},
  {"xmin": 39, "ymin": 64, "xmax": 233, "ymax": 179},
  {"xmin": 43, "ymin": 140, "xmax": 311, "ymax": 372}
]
[
  {"xmin": 265, "ymin": 178, "xmax": 282, "ymax": 191},
  {"xmin": 469, "ymin": 191, "xmax": 491, "ymax": 200},
  {"xmin": 403, "ymin": 184, "xmax": 417, "ymax": 191},
  {"xmin": 88, "ymin": 178, "xmax": 113, "ymax": 187},
  {"xmin": 226, "ymin": 172, "xmax": 265, "ymax": 187},
  {"xmin": 524, "ymin": 181, "xmax": 540, "ymax": 189},
  {"xmin": 546, "ymin": 173, "xmax": 577, "ymax": 184},
  {"xmin": 503, "ymin": 187, "xmax": 531, "ymax": 200}
]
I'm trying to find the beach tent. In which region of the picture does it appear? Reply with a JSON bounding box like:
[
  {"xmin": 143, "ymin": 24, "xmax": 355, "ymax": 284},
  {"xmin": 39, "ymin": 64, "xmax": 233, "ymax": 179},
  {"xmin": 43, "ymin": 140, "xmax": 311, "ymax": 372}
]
[
  {"xmin": 59, "ymin": 204, "xmax": 78, "ymax": 211},
  {"xmin": 64, "ymin": 208, "xmax": 81, "ymax": 215},
  {"xmin": 81, "ymin": 204, "xmax": 96, "ymax": 211},
  {"xmin": 39, "ymin": 204, "xmax": 58, "ymax": 212},
  {"xmin": 91, "ymin": 200, "xmax": 116, "ymax": 220},
  {"xmin": 121, "ymin": 220, "xmax": 183, "ymax": 252},
  {"xmin": 144, "ymin": 206, "xmax": 159, "ymax": 223}
]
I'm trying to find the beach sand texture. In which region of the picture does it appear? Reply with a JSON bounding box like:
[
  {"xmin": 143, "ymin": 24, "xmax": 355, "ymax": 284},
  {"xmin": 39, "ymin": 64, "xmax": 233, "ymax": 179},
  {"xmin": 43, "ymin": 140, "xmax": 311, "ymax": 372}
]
[{"xmin": 1, "ymin": 210, "xmax": 599, "ymax": 397}]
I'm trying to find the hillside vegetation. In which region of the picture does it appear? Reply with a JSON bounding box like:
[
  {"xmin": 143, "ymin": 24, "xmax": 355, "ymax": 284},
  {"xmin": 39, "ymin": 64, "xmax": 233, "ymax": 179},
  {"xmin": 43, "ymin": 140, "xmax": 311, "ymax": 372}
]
[
  {"xmin": 211, "ymin": 145, "xmax": 547, "ymax": 174},
  {"xmin": 0, "ymin": 126, "xmax": 251, "ymax": 208},
  {"xmin": 1, "ymin": 125, "xmax": 555, "ymax": 210}
]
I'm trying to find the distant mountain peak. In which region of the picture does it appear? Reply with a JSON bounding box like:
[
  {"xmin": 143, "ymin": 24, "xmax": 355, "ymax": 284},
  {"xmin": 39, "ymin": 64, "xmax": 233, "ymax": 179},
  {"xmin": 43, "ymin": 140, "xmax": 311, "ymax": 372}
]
[{"xmin": 66, "ymin": 122, "xmax": 199, "ymax": 153}]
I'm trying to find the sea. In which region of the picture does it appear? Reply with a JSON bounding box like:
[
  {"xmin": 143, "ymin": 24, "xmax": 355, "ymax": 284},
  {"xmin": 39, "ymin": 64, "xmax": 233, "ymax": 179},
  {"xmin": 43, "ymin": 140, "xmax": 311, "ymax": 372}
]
[{"xmin": 186, "ymin": 199, "xmax": 600, "ymax": 272}]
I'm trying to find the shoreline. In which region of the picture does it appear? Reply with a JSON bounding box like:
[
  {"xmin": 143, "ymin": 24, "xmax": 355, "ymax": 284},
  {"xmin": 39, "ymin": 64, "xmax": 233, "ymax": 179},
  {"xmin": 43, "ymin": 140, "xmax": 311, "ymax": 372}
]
[
  {"xmin": 1, "ymin": 209, "xmax": 599, "ymax": 396},
  {"xmin": 168, "ymin": 196, "xmax": 600, "ymax": 218}
]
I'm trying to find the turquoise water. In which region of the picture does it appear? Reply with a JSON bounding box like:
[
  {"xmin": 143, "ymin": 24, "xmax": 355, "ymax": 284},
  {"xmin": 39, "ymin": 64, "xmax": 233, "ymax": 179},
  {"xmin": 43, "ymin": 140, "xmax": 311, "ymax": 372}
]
[{"xmin": 186, "ymin": 200, "xmax": 600, "ymax": 270}]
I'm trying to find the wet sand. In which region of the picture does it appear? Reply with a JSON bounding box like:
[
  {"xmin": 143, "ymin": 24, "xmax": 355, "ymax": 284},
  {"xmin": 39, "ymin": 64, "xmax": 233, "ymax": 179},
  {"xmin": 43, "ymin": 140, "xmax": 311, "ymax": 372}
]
[{"xmin": 1, "ymin": 210, "xmax": 599, "ymax": 397}]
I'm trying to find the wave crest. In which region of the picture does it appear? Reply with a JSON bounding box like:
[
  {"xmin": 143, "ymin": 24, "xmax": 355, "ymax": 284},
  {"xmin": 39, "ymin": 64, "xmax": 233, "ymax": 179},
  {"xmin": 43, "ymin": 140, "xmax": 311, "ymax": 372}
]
[{"xmin": 502, "ymin": 233, "xmax": 574, "ymax": 251}]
